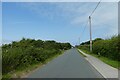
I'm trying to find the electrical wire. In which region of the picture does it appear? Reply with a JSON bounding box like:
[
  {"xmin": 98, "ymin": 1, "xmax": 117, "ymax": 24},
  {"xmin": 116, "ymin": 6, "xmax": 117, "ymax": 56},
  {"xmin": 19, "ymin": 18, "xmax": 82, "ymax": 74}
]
[
  {"xmin": 79, "ymin": 0, "xmax": 101, "ymax": 45},
  {"xmin": 90, "ymin": 0, "xmax": 101, "ymax": 17},
  {"xmin": 79, "ymin": 20, "xmax": 88, "ymax": 38}
]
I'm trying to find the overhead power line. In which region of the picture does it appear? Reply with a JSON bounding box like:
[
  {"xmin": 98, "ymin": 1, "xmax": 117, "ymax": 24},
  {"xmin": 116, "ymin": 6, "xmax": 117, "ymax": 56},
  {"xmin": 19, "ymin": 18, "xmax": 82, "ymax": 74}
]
[
  {"xmin": 79, "ymin": 0, "xmax": 101, "ymax": 46},
  {"xmin": 90, "ymin": 0, "xmax": 101, "ymax": 17},
  {"xmin": 78, "ymin": 19, "xmax": 89, "ymax": 45},
  {"xmin": 79, "ymin": 20, "xmax": 88, "ymax": 38}
]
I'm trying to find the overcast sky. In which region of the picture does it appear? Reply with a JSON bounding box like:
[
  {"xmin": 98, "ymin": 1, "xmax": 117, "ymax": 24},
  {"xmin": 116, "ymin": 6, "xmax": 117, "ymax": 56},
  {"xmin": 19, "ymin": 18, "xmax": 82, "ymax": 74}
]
[{"xmin": 2, "ymin": 1, "xmax": 118, "ymax": 46}]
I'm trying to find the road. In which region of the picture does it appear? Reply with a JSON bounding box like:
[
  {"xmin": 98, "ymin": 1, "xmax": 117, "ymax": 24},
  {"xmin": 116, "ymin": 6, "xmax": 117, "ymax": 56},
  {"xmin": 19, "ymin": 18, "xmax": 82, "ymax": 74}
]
[{"xmin": 27, "ymin": 48, "xmax": 103, "ymax": 78}]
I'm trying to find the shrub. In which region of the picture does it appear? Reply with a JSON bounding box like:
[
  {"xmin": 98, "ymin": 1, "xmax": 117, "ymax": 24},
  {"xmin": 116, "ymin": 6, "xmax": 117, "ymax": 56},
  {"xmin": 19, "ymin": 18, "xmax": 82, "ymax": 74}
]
[
  {"xmin": 93, "ymin": 36, "xmax": 119, "ymax": 61},
  {"xmin": 2, "ymin": 38, "xmax": 71, "ymax": 74},
  {"xmin": 78, "ymin": 36, "xmax": 119, "ymax": 61}
]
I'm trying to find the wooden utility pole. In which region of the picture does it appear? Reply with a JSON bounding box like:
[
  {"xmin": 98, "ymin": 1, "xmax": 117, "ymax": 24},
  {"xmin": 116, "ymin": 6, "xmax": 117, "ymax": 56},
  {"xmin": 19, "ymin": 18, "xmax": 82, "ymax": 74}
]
[
  {"xmin": 89, "ymin": 16, "xmax": 92, "ymax": 52},
  {"xmin": 79, "ymin": 37, "xmax": 80, "ymax": 45}
]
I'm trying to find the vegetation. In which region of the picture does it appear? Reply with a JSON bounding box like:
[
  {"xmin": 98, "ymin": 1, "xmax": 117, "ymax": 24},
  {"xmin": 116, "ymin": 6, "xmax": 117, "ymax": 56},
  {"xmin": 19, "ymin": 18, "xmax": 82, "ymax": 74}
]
[
  {"xmin": 76, "ymin": 38, "xmax": 103, "ymax": 51},
  {"xmin": 93, "ymin": 36, "xmax": 119, "ymax": 61},
  {"xmin": 77, "ymin": 35, "xmax": 120, "ymax": 68},
  {"xmin": 77, "ymin": 50, "xmax": 87, "ymax": 57},
  {"xmin": 80, "ymin": 49, "xmax": 120, "ymax": 68},
  {"xmin": 2, "ymin": 38, "xmax": 71, "ymax": 77}
]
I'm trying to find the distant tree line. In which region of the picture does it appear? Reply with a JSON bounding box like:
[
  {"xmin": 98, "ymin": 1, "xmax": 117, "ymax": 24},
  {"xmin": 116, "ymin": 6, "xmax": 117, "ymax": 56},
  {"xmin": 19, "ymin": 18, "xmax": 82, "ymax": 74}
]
[
  {"xmin": 77, "ymin": 36, "xmax": 120, "ymax": 61},
  {"xmin": 2, "ymin": 38, "xmax": 71, "ymax": 74}
]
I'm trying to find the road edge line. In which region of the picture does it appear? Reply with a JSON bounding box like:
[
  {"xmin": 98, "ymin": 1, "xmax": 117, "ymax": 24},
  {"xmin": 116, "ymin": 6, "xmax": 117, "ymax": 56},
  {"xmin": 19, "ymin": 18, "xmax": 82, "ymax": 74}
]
[{"xmin": 77, "ymin": 49, "xmax": 107, "ymax": 79}]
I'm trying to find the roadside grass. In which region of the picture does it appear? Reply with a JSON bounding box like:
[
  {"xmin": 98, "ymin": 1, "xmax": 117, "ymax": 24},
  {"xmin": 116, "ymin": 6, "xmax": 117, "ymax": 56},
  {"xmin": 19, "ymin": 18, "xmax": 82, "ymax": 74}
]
[
  {"xmin": 79, "ymin": 49, "xmax": 120, "ymax": 69},
  {"xmin": 2, "ymin": 63, "xmax": 43, "ymax": 79},
  {"xmin": 2, "ymin": 50, "xmax": 65, "ymax": 79}
]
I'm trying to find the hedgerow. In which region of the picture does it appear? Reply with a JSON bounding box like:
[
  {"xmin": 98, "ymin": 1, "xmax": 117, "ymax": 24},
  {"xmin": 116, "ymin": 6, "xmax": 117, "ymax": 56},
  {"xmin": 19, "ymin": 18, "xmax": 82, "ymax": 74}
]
[
  {"xmin": 2, "ymin": 38, "xmax": 71, "ymax": 74},
  {"xmin": 78, "ymin": 36, "xmax": 120, "ymax": 61}
]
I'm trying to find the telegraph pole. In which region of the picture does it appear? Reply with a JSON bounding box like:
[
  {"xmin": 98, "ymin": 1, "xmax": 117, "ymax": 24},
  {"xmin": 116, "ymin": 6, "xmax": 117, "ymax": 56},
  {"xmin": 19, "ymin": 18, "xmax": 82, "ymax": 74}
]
[
  {"xmin": 89, "ymin": 16, "xmax": 92, "ymax": 52},
  {"xmin": 88, "ymin": 0, "xmax": 101, "ymax": 52},
  {"xmin": 79, "ymin": 37, "xmax": 80, "ymax": 45}
]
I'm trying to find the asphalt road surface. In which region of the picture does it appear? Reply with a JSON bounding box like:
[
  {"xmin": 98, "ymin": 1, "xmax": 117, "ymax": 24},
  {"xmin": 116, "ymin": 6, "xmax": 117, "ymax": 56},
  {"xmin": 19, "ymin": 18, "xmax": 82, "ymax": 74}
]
[{"xmin": 27, "ymin": 48, "xmax": 103, "ymax": 78}]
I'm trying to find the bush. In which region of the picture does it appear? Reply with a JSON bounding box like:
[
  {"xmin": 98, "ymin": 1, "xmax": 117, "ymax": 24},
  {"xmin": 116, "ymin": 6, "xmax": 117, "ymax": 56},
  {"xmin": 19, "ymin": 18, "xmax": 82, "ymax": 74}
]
[
  {"xmin": 78, "ymin": 36, "xmax": 119, "ymax": 61},
  {"xmin": 93, "ymin": 36, "xmax": 119, "ymax": 61},
  {"xmin": 2, "ymin": 48, "xmax": 24, "ymax": 74},
  {"xmin": 2, "ymin": 38, "xmax": 71, "ymax": 74}
]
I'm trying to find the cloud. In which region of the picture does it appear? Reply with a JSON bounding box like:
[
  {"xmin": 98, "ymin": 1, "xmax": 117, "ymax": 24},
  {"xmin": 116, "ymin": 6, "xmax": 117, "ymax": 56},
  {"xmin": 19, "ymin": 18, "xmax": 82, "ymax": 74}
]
[
  {"xmin": 19, "ymin": 3, "xmax": 69, "ymax": 20},
  {"xmin": 71, "ymin": 15, "xmax": 88, "ymax": 25},
  {"xmin": 71, "ymin": 2, "xmax": 117, "ymax": 26},
  {"xmin": 91, "ymin": 2, "xmax": 118, "ymax": 36},
  {"xmin": 68, "ymin": 2, "xmax": 118, "ymax": 36},
  {"xmin": 19, "ymin": 2, "xmax": 118, "ymax": 37},
  {"xmin": 92, "ymin": 2, "xmax": 117, "ymax": 25},
  {"xmin": 52, "ymin": 2, "xmax": 97, "ymax": 25}
]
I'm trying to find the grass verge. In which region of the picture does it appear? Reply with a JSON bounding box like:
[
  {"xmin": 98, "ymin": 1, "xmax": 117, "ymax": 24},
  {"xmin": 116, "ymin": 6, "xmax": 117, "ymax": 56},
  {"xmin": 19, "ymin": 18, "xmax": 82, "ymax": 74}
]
[
  {"xmin": 2, "ymin": 50, "xmax": 65, "ymax": 79},
  {"xmin": 79, "ymin": 49, "xmax": 120, "ymax": 69}
]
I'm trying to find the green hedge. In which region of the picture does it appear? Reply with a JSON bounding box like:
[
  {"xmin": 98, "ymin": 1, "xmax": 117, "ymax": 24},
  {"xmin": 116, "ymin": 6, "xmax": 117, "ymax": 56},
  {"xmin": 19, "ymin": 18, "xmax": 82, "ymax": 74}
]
[
  {"xmin": 93, "ymin": 36, "xmax": 119, "ymax": 61},
  {"xmin": 2, "ymin": 38, "xmax": 71, "ymax": 74},
  {"xmin": 78, "ymin": 36, "xmax": 119, "ymax": 61}
]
